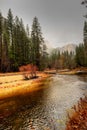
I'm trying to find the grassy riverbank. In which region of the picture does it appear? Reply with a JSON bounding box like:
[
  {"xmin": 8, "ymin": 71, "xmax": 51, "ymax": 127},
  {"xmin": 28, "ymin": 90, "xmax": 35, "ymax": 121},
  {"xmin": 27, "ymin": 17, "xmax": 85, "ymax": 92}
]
[
  {"xmin": 0, "ymin": 72, "xmax": 50, "ymax": 100},
  {"xmin": 0, "ymin": 67, "xmax": 87, "ymax": 99}
]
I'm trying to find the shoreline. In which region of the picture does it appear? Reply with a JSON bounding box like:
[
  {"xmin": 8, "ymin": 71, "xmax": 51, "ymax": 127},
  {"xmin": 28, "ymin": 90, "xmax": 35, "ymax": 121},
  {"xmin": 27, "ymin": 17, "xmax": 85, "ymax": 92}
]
[
  {"xmin": 44, "ymin": 67, "xmax": 87, "ymax": 75},
  {"xmin": 57, "ymin": 67, "xmax": 87, "ymax": 75}
]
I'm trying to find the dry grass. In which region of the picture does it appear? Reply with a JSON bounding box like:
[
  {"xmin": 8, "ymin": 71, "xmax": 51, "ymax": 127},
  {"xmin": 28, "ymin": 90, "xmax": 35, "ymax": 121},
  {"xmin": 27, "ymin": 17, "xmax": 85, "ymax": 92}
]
[
  {"xmin": 66, "ymin": 97, "xmax": 87, "ymax": 130},
  {"xmin": 0, "ymin": 72, "xmax": 49, "ymax": 99}
]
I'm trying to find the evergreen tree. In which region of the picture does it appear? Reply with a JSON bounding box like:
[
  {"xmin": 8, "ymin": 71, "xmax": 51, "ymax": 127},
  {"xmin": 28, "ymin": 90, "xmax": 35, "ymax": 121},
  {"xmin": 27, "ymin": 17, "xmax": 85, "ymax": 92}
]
[
  {"xmin": 81, "ymin": 1, "xmax": 87, "ymax": 67},
  {"xmin": 0, "ymin": 12, "xmax": 3, "ymax": 71},
  {"xmin": 0, "ymin": 9, "xmax": 47, "ymax": 72},
  {"xmin": 83, "ymin": 21, "xmax": 87, "ymax": 66},
  {"xmin": 7, "ymin": 9, "xmax": 13, "ymax": 45},
  {"xmin": 40, "ymin": 44, "xmax": 48, "ymax": 70},
  {"xmin": 26, "ymin": 24, "xmax": 31, "ymax": 64},
  {"xmin": 2, "ymin": 19, "xmax": 10, "ymax": 72},
  {"xmin": 49, "ymin": 49, "xmax": 60, "ymax": 69},
  {"xmin": 75, "ymin": 44, "xmax": 85, "ymax": 67},
  {"xmin": 31, "ymin": 17, "xmax": 44, "ymax": 69},
  {"xmin": 49, "ymin": 49, "xmax": 76, "ymax": 70},
  {"xmin": 84, "ymin": 21, "xmax": 87, "ymax": 45},
  {"xmin": 7, "ymin": 9, "xmax": 14, "ymax": 69},
  {"xmin": 13, "ymin": 16, "xmax": 30, "ymax": 69},
  {"xmin": 19, "ymin": 18, "xmax": 30, "ymax": 65},
  {"xmin": 10, "ymin": 16, "xmax": 20, "ymax": 70}
]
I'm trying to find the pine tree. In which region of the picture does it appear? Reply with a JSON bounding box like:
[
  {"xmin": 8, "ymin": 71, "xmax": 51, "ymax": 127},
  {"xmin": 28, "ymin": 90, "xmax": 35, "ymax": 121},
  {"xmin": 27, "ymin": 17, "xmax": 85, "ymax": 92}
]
[
  {"xmin": 25, "ymin": 24, "xmax": 31, "ymax": 64},
  {"xmin": 13, "ymin": 16, "xmax": 22, "ymax": 69},
  {"xmin": 7, "ymin": 9, "xmax": 14, "ymax": 70},
  {"xmin": 0, "ymin": 9, "xmax": 47, "ymax": 72},
  {"xmin": 2, "ymin": 19, "xmax": 10, "ymax": 72},
  {"xmin": 19, "ymin": 18, "xmax": 30, "ymax": 65},
  {"xmin": 31, "ymin": 17, "xmax": 44, "ymax": 69},
  {"xmin": 81, "ymin": 1, "xmax": 87, "ymax": 66},
  {"xmin": 83, "ymin": 21, "xmax": 87, "ymax": 66},
  {"xmin": 84, "ymin": 21, "xmax": 87, "ymax": 45},
  {"xmin": 75, "ymin": 44, "xmax": 85, "ymax": 67},
  {"xmin": 13, "ymin": 16, "xmax": 30, "ymax": 69},
  {"xmin": 0, "ymin": 12, "xmax": 3, "ymax": 71},
  {"xmin": 40, "ymin": 44, "xmax": 48, "ymax": 70},
  {"xmin": 7, "ymin": 9, "xmax": 13, "ymax": 45}
]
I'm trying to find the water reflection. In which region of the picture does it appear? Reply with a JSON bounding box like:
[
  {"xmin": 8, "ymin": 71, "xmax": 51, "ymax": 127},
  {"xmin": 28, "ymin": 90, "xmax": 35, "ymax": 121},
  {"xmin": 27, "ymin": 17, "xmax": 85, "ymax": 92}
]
[{"xmin": 0, "ymin": 75, "xmax": 87, "ymax": 130}]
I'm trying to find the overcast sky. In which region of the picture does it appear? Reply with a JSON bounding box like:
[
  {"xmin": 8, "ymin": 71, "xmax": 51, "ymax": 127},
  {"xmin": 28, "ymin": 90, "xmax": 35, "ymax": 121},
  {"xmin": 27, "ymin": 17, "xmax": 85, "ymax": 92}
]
[{"xmin": 0, "ymin": 0, "xmax": 86, "ymax": 47}]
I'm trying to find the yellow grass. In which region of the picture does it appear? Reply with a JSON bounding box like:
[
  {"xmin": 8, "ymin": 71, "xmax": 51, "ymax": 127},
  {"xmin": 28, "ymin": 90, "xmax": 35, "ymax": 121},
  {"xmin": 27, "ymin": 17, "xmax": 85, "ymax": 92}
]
[{"xmin": 0, "ymin": 72, "xmax": 49, "ymax": 99}]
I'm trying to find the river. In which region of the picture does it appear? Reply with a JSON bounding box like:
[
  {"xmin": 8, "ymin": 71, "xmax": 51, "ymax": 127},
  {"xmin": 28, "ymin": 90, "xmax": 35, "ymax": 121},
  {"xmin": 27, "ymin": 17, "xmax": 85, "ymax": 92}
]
[{"xmin": 0, "ymin": 74, "xmax": 87, "ymax": 130}]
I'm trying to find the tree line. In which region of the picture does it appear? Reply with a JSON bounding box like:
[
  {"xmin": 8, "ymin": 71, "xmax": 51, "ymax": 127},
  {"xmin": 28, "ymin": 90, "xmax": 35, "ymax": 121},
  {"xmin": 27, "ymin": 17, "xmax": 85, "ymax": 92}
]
[
  {"xmin": 47, "ymin": 50, "xmax": 76, "ymax": 70},
  {"xmin": 48, "ymin": 20, "xmax": 87, "ymax": 70},
  {"xmin": 0, "ymin": 9, "xmax": 47, "ymax": 72},
  {"xmin": 0, "ymin": 8, "xmax": 87, "ymax": 73},
  {"xmin": 48, "ymin": 0, "xmax": 87, "ymax": 70}
]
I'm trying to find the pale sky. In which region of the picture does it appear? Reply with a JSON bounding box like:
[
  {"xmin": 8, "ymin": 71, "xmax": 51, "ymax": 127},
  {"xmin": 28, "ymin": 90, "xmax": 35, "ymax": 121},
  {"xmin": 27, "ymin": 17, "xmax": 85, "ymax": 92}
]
[{"xmin": 0, "ymin": 0, "xmax": 86, "ymax": 47}]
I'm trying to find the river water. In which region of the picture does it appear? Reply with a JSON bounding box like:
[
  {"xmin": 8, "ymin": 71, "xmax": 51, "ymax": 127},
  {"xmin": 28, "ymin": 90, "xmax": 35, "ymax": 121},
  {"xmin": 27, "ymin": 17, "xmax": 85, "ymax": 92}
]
[{"xmin": 0, "ymin": 75, "xmax": 87, "ymax": 130}]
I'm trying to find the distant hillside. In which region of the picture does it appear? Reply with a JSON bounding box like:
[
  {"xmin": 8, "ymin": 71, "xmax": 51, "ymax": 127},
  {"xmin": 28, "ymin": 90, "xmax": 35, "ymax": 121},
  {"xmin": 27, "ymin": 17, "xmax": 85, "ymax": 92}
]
[
  {"xmin": 55, "ymin": 44, "xmax": 76, "ymax": 54},
  {"xmin": 45, "ymin": 41, "xmax": 76, "ymax": 54}
]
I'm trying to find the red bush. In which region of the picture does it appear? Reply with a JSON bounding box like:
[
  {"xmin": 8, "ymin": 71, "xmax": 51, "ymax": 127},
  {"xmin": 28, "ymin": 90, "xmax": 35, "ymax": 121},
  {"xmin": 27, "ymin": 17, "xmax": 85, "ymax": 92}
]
[
  {"xmin": 19, "ymin": 64, "xmax": 38, "ymax": 79},
  {"xmin": 66, "ymin": 97, "xmax": 87, "ymax": 130}
]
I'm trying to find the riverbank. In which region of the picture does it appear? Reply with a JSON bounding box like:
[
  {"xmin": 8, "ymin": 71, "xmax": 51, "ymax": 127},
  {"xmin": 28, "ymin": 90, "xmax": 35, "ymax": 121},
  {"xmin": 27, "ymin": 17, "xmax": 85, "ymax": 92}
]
[
  {"xmin": 0, "ymin": 72, "xmax": 50, "ymax": 100},
  {"xmin": 58, "ymin": 67, "xmax": 87, "ymax": 75}
]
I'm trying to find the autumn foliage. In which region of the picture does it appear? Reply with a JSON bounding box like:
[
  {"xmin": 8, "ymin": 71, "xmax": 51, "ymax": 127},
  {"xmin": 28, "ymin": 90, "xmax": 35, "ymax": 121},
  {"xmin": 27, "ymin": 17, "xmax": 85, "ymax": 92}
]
[
  {"xmin": 19, "ymin": 64, "xmax": 38, "ymax": 79},
  {"xmin": 66, "ymin": 97, "xmax": 87, "ymax": 130}
]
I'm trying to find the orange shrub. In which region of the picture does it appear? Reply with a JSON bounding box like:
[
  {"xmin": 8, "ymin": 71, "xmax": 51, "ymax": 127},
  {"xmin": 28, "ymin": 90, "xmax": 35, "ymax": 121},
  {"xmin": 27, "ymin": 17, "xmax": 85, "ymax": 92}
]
[
  {"xmin": 66, "ymin": 97, "xmax": 87, "ymax": 130},
  {"xmin": 19, "ymin": 64, "xmax": 38, "ymax": 79}
]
